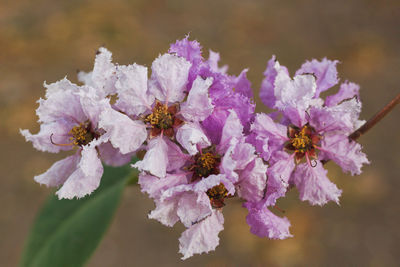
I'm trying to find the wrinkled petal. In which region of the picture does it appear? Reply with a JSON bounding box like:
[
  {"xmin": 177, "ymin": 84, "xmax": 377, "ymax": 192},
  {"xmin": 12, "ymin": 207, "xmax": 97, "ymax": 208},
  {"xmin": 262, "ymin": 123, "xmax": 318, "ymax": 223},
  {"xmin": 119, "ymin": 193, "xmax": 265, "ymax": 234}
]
[
  {"xmin": 260, "ymin": 56, "xmax": 280, "ymax": 108},
  {"xmin": 165, "ymin": 139, "xmax": 191, "ymax": 172},
  {"xmin": 139, "ymin": 172, "xmax": 188, "ymax": 199},
  {"xmin": 20, "ymin": 119, "xmax": 75, "ymax": 153},
  {"xmin": 114, "ymin": 64, "xmax": 154, "ymax": 116},
  {"xmin": 265, "ymin": 151, "xmax": 295, "ymax": 206},
  {"xmin": 231, "ymin": 142, "xmax": 256, "ymax": 170},
  {"xmin": 179, "ymin": 209, "xmax": 224, "ymax": 260},
  {"xmin": 180, "ymin": 77, "xmax": 214, "ymax": 122},
  {"xmin": 296, "ymin": 58, "xmax": 339, "ymax": 97},
  {"xmin": 309, "ymin": 98, "xmax": 361, "ymax": 134},
  {"xmin": 193, "ymin": 174, "xmax": 235, "ymax": 196},
  {"xmin": 56, "ymin": 145, "xmax": 104, "ymax": 199},
  {"xmin": 97, "ymin": 142, "xmax": 133, "ymax": 166},
  {"xmin": 325, "ymin": 81, "xmax": 360, "ymax": 107},
  {"xmin": 177, "ymin": 192, "xmax": 212, "ymax": 228},
  {"xmin": 244, "ymin": 201, "xmax": 292, "ymax": 239},
  {"xmin": 233, "ymin": 69, "xmax": 253, "ymax": 98},
  {"xmin": 77, "ymin": 87, "xmax": 110, "ymax": 126},
  {"xmin": 99, "ymin": 107, "xmax": 147, "ymax": 154},
  {"xmin": 207, "ymin": 50, "xmax": 228, "ymax": 74},
  {"xmin": 169, "ymin": 36, "xmax": 203, "ymax": 89},
  {"xmin": 274, "ymin": 68, "xmax": 317, "ymax": 112},
  {"xmin": 176, "ymin": 122, "xmax": 211, "ymax": 155},
  {"xmin": 149, "ymin": 53, "xmax": 191, "ymax": 103},
  {"xmin": 37, "ymin": 78, "xmax": 86, "ymax": 123},
  {"xmin": 218, "ymin": 109, "xmax": 243, "ymax": 154},
  {"xmin": 133, "ymin": 136, "xmax": 168, "ymax": 178},
  {"xmin": 293, "ymin": 162, "xmax": 342, "ymax": 206},
  {"xmin": 219, "ymin": 140, "xmax": 240, "ymax": 183},
  {"xmin": 34, "ymin": 153, "xmax": 80, "ymax": 187},
  {"xmin": 149, "ymin": 198, "xmax": 180, "ymax": 227},
  {"xmin": 320, "ymin": 134, "xmax": 369, "ymax": 175},
  {"xmin": 237, "ymin": 158, "xmax": 267, "ymax": 202}
]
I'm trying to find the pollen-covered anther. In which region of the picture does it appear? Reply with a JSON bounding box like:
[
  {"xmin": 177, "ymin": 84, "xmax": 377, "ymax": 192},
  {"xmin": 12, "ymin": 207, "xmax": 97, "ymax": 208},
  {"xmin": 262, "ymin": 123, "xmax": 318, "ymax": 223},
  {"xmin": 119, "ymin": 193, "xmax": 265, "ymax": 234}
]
[
  {"xmin": 285, "ymin": 124, "xmax": 321, "ymax": 163},
  {"xmin": 189, "ymin": 152, "xmax": 220, "ymax": 180},
  {"xmin": 206, "ymin": 183, "xmax": 229, "ymax": 208},
  {"xmin": 145, "ymin": 101, "xmax": 182, "ymax": 138},
  {"xmin": 68, "ymin": 122, "xmax": 95, "ymax": 147}
]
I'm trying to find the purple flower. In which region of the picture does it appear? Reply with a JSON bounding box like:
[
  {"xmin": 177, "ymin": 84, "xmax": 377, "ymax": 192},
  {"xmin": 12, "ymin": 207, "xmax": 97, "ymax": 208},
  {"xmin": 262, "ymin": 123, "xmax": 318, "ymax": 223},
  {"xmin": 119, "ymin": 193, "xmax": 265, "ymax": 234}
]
[
  {"xmin": 139, "ymin": 109, "xmax": 291, "ymax": 259},
  {"xmin": 252, "ymin": 58, "xmax": 369, "ymax": 206},
  {"xmin": 20, "ymin": 79, "xmax": 132, "ymax": 199}
]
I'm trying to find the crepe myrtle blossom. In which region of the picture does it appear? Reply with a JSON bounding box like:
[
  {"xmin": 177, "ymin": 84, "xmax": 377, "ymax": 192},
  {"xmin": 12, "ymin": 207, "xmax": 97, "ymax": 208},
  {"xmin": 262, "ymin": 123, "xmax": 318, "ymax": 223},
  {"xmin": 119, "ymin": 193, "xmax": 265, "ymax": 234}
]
[
  {"xmin": 169, "ymin": 36, "xmax": 255, "ymax": 144},
  {"xmin": 20, "ymin": 78, "xmax": 133, "ymax": 199},
  {"xmin": 250, "ymin": 57, "xmax": 369, "ymax": 206},
  {"xmin": 139, "ymin": 110, "xmax": 292, "ymax": 259}
]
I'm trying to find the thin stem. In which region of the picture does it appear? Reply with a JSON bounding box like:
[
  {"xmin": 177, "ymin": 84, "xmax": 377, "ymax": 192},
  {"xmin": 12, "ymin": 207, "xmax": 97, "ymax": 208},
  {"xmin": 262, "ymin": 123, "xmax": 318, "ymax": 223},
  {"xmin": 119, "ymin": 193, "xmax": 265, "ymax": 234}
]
[{"xmin": 349, "ymin": 92, "xmax": 400, "ymax": 141}]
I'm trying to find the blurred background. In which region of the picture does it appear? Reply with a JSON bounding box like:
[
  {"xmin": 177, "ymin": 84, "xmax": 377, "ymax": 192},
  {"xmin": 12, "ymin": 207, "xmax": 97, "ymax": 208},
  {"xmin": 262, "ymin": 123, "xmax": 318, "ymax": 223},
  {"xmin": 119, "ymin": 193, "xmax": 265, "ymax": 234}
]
[{"xmin": 1, "ymin": 0, "xmax": 400, "ymax": 266}]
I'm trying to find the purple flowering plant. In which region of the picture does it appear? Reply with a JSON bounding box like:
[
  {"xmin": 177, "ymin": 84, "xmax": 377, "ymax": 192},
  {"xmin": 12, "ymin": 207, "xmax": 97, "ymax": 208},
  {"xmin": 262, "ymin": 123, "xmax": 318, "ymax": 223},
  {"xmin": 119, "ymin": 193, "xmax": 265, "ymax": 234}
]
[{"xmin": 20, "ymin": 37, "xmax": 399, "ymax": 264}]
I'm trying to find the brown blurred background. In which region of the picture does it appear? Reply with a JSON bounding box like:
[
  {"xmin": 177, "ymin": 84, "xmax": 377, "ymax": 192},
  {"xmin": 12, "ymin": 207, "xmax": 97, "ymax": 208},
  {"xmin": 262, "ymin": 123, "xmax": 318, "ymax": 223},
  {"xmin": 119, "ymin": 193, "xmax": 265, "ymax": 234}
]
[{"xmin": 1, "ymin": 0, "xmax": 400, "ymax": 266}]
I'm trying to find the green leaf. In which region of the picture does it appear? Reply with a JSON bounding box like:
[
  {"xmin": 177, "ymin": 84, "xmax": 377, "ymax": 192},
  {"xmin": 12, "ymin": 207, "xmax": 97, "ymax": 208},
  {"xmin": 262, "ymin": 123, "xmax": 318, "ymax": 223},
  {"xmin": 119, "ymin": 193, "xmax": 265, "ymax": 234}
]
[{"xmin": 20, "ymin": 163, "xmax": 138, "ymax": 267}]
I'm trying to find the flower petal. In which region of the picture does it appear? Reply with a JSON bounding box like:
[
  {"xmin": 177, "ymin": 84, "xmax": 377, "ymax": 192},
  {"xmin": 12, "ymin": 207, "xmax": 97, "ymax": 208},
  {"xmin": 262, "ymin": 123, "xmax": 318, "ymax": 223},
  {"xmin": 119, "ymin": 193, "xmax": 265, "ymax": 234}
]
[
  {"xmin": 115, "ymin": 64, "xmax": 154, "ymax": 116},
  {"xmin": 56, "ymin": 145, "xmax": 104, "ymax": 199},
  {"xmin": 296, "ymin": 58, "xmax": 339, "ymax": 97},
  {"xmin": 180, "ymin": 76, "xmax": 214, "ymax": 122},
  {"xmin": 237, "ymin": 158, "xmax": 268, "ymax": 203},
  {"xmin": 99, "ymin": 107, "xmax": 147, "ymax": 154},
  {"xmin": 149, "ymin": 53, "xmax": 191, "ymax": 103},
  {"xmin": 34, "ymin": 153, "xmax": 80, "ymax": 187},
  {"xmin": 218, "ymin": 109, "xmax": 243, "ymax": 154},
  {"xmin": 293, "ymin": 162, "xmax": 342, "ymax": 206},
  {"xmin": 133, "ymin": 136, "xmax": 168, "ymax": 178},
  {"xmin": 179, "ymin": 210, "xmax": 224, "ymax": 260},
  {"xmin": 97, "ymin": 142, "xmax": 133, "ymax": 166},
  {"xmin": 176, "ymin": 122, "xmax": 211, "ymax": 155},
  {"xmin": 244, "ymin": 201, "xmax": 292, "ymax": 239},
  {"xmin": 325, "ymin": 81, "xmax": 360, "ymax": 107},
  {"xmin": 177, "ymin": 192, "xmax": 212, "ymax": 228},
  {"xmin": 320, "ymin": 134, "xmax": 370, "ymax": 175}
]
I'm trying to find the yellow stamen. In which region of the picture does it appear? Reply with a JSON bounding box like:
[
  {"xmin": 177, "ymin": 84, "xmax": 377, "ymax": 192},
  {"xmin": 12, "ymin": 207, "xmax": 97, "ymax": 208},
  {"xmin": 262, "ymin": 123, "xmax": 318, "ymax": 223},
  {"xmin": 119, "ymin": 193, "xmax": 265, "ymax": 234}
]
[{"xmin": 291, "ymin": 126, "xmax": 312, "ymax": 153}]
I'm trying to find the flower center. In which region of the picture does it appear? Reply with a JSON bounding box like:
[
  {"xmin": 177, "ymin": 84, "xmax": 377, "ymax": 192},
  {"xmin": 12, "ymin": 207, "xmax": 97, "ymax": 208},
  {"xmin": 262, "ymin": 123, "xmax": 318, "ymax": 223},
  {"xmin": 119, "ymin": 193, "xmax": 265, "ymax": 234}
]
[
  {"xmin": 69, "ymin": 122, "xmax": 95, "ymax": 147},
  {"xmin": 146, "ymin": 102, "xmax": 173, "ymax": 130},
  {"xmin": 285, "ymin": 124, "xmax": 321, "ymax": 163},
  {"xmin": 190, "ymin": 152, "xmax": 220, "ymax": 180},
  {"xmin": 206, "ymin": 183, "xmax": 229, "ymax": 208}
]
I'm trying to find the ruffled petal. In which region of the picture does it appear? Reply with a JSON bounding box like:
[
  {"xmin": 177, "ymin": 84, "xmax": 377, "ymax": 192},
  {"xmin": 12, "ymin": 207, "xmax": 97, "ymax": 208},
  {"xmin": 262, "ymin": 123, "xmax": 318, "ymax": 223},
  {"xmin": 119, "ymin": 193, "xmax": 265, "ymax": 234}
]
[
  {"xmin": 265, "ymin": 151, "xmax": 295, "ymax": 206},
  {"xmin": 179, "ymin": 210, "xmax": 224, "ymax": 260},
  {"xmin": 20, "ymin": 119, "xmax": 75, "ymax": 153},
  {"xmin": 237, "ymin": 158, "xmax": 267, "ymax": 202},
  {"xmin": 56, "ymin": 145, "xmax": 104, "ymax": 199},
  {"xmin": 114, "ymin": 64, "xmax": 154, "ymax": 116},
  {"xmin": 139, "ymin": 172, "xmax": 188, "ymax": 199},
  {"xmin": 165, "ymin": 139, "xmax": 191, "ymax": 172},
  {"xmin": 99, "ymin": 107, "xmax": 147, "ymax": 154},
  {"xmin": 296, "ymin": 58, "xmax": 339, "ymax": 97},
  {"xmin": 244, "ymin": 201, "xmax": 292, "ymax": 239},
  {"xmin": 233, "ymin": 69, "xmax": 253, "ymax": 98},
  {"xmin": 78, "ymin": 47, "xmax": 118, "ymax": 97},
  {"xmin": 177, "ymin": 192, "xmax": 212, "ymax": 228},
  {"xmin": 149, "ymin": 53, "xmax": 191, "ymax": 103},
  {"xmin": 37, "ymin": 78, "xmax": 86, "ymax": 123},
  {"xmin": 218, "ymin": 109, "xmax": 243, "ymax": 154},
  {"xmin": 97, "ymin": 142, "xmax": 133, "ymax": 167},
  {"xmin": 176, "ymin": 122, "xmax": 211, "ymax": 155},
  {"xmin": 325, "ymin": 81, "xmax": 360, "ymax": 107},
  {"xmin": 293, "ymin": 162, "xmax": 342, "ymax": 206},
  {"xmin": 274, "ymin": 68, "xmax": 317, "ymax": 111},
  {"xmin": 320, "ymin": 134, "xmax": 370, "ymax": 175},
  {"xmin": 180, "ymin": 77, "xmax": 214, "ymax": 122},
  {"xmin": 132, "ymin": 136, "xmax": 168, "ymax": 178},
  {"xmin": 260, "ymin": 56, "xmax": 279, "ymax": 108},
  {"xmin": 169, "ymin": 36, "xmax": 203, "ymax": 89},
  {"xmin": 34, "ymin": 153, "xmax": 80, "ymax": 187},
  {"xmin": 148, "ymin": 198, "xmax": 180, "ymax": 227},
  {"xmin": 207, "ymin": 50, "xmax": 228, "ymax": 74}
]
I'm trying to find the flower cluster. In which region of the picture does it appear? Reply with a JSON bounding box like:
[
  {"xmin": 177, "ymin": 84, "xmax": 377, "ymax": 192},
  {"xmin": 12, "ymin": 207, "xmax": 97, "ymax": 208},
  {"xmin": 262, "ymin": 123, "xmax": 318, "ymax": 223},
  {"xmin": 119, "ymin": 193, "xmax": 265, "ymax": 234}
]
[{"xmin": 21, "ymin": 37, "xmax": 369, "ymax": 259}]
